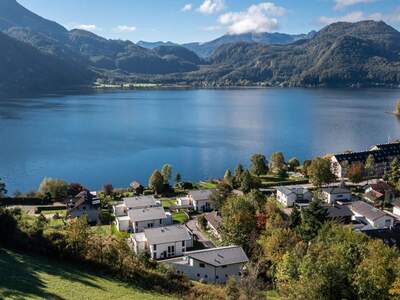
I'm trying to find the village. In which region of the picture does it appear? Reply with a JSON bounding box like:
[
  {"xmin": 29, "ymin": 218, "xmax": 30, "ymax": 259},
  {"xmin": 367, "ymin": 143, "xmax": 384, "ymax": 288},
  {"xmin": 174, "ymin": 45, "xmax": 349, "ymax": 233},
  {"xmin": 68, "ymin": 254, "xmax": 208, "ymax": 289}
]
[{"xmin": 3, "ymin": 140, "xmax": 400, "ymax": 292}]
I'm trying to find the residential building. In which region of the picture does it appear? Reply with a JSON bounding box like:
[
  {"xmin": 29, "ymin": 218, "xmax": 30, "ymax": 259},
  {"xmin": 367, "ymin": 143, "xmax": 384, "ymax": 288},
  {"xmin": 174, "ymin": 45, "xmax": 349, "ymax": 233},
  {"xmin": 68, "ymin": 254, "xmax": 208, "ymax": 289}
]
[
  {"xmin": 165, "ymin": 246, "xmax": 249, "ymax": 284},
  {"xmin": 364, "ymin": 181, "xmax": 395, "ymax": 205},
  {"xmin": 116, "ymin": 206, "xmax": 172, "ymax": 232},
  {"xmin": 393, "ymin": 199, "xmax": 400, "ymax": 217},
  {"xmin": 67, "ymin": 190, "xmax": 100, "ymax": 223},
  {"xmin": 113, "ymin": 195, "xmax": 159, "ymax": 217},
  {"xmin": 350, "ymin": 201, "xmax": 394, "ymax": 230},
  {"xmin": 132, "ymin": 225, "xmax": 193, "ymax": 260},
  {"xmin": 129, "ymin": 181, "xmax": 144, "ymax": 195},
  {"xmin": 276, "ymin": 186, "xmax": 312, "ymax": 207},
  {"xmin": 204, "ymin": 211, "xmax": 222, "ymax": 239},
  {"xmin": 331, "ymin": 142, "xmax": 400, "ymax": 178},
  {"xmin": 326, "ymin": 205, "xmax": 353, "ymax": 224},
  {"xmin": 188, "ymin": 189, "xmax": 215, "ymax": 212},
  {"xmin": 321, "ymin": 186, "xmax": 352, "ymax": 205}
]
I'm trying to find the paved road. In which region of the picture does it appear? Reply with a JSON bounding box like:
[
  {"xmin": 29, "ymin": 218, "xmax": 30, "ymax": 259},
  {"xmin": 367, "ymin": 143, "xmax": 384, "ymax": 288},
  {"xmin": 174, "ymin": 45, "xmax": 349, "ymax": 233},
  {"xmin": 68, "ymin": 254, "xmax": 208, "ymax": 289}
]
[{"xmin": 186, "ymin": 217, "xmax": 215, "ymax": 249}]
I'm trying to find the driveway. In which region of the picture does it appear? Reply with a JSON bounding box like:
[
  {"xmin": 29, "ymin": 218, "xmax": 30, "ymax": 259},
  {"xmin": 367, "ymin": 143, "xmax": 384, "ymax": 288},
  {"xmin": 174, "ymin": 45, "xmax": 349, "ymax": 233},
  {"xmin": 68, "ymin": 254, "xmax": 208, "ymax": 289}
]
[{"xmin": 186, "ymin": 217, "xmax": 215, "ymax": 249}]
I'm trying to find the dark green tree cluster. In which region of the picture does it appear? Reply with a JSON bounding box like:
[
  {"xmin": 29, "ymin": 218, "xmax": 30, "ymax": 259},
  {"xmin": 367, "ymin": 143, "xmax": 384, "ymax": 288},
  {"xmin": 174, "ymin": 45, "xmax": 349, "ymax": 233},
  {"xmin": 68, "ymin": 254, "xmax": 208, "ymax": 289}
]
[{"xmin": 0, "ymin": 178, "xmax": 7, "ymax": 198}]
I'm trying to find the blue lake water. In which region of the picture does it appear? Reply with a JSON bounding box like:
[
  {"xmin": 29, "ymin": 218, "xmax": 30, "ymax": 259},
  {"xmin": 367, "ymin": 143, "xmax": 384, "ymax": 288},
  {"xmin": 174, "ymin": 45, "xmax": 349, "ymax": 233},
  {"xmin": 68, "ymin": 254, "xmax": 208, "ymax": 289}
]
[{"xmin": 1, "ymin": 88, "xmax": 400, "ymax": 193}]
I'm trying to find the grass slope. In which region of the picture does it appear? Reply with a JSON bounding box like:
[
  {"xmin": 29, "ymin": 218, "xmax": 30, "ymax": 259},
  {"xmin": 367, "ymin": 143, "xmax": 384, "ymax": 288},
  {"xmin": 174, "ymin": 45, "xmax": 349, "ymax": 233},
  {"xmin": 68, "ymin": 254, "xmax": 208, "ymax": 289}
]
[{"xmin": 0, "ymin": 248, "xmax": 177, "ymax": 300}]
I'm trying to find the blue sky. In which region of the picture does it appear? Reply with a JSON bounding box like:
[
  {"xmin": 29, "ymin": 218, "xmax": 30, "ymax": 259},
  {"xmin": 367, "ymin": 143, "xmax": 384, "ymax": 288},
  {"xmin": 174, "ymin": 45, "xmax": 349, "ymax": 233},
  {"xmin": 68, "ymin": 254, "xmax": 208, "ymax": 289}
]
[{"xmin": 18, "ymin": 0, "xmax": 400, "ymax": 43}]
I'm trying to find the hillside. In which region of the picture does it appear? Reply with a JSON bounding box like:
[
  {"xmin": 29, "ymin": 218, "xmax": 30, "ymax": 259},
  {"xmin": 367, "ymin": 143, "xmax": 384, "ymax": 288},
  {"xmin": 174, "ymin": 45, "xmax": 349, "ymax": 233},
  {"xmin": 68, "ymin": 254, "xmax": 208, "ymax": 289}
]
[
  {"xmin": 0, "ymin": 248, "xmax": 176, "ymax": 300},
  {"xmin": 0, "ymin": 31, "xmax": 93, "ymax": 94},
  {"xmin": 182, "ymin": 31, "xmax": 315, "ymax": 57}
]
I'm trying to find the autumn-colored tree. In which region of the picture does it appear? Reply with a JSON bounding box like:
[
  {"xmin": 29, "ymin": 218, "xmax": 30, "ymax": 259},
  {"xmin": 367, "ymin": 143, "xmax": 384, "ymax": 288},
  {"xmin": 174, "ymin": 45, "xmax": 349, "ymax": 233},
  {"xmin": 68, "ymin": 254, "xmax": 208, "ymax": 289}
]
[{"xmin": 347, "ymin": 162, "xmax": 364, "ymax": 183}]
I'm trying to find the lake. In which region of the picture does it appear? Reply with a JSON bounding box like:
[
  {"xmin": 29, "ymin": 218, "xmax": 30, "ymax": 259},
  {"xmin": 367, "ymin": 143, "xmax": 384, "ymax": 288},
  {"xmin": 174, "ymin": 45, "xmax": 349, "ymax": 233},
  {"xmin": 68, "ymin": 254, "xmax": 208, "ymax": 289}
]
[{"xmin": 1, "ymin": 88, "xmax": 400, "ymax": 193}]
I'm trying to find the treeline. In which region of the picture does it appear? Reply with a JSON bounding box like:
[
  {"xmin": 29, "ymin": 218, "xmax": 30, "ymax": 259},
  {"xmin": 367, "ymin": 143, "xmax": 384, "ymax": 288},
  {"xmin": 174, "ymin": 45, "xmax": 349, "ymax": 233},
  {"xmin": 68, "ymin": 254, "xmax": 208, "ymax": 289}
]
[{"xmin": 0, "ymin": 208, "xmax": 224, "ymax": 299}]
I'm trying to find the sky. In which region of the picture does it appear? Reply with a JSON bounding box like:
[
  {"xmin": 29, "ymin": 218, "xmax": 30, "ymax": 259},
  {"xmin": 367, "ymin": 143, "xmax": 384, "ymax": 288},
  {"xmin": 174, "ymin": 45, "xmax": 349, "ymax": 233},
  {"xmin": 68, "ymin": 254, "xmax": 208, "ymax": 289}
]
[{"xmin": 18, "ymin": 0, "xmax": 400, "ymax": 43}]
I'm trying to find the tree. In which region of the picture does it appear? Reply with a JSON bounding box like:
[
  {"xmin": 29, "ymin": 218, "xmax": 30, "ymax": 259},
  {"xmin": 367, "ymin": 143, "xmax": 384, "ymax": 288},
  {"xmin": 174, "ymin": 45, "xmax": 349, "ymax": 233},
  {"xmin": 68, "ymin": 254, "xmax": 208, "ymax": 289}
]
[
  {"xmin": 148, "ymin": 170, "xmax": 164, "ymax": 195},
  {"xmin": 308, "ymin": 157, "xmax": 336, "ymax": 187},
  {"xmin": 161, "ymin": 164, "xmax": 172, "ymax": 184},
  {"xmin": 225, "ymin": 277, "xmax": 240, "ymax": 300},
  {"xmin": 298, "ymin": 199, "xmax": 328, "ymax": 242},
  {"xmin": 102, "ymin": 183, "xmax": 114, "ymax": 196},
  {"xmin": 65, "ymin": 216, "xmax": 91, "ymax": 256},
  {"xmin": 175, "ymin": 172, "xmax": 182, "ymax": 184},
  {"xmin": 303, "ymin": 160, "xmax": 312, "ymax": 177},
  {"xmin": 38, "ymin": 177, "xmax": 69, "ymax": 201},
  {"xmin": 223, "ymin": 169, "xmax": 233, "ymax": 187},
  {"xmin": 270, "ymin": 152, "xmax": 286, "ymax": 175},
  {"xmin": 365, "ymin": 154, "xmax": 375, "ymax": 179},
  {"xmin": 234, "ymin": 164, "xmax": 244, "ymax": 188},
  {"xmin": 0, "ymin": 178, "xmax": 7, "ymax": 198},
  {"xmin": 288, "ymin": 158, "xmax": 300, "ymax": 172},
  {"xmin": 240, "ymin": 170, "xmax": 254, "ymax": 193},
  {"xmin": 348, "ymin": 162, "xmax": 364, "ymax": 183},
  {"xmin": 250, "ymin": 154, "xmax": 268, "ymax": 176},
  {"xmin": 210, "ymin": 182, "xmax": 232, "ymax": 210},
  {"xmin": 221, "ymin": 195, "xmax": 258, "ymax": 253},
  {"xmin": 289, "ymin": 206, "xmax": 301, "ymax": 229},
  {"xmin": 247, "ymin": 189, "xmax": 266, "ymax": 212},
  {"xmin": 387, "ymin": 157, "xmax": 400, "ymax": 186}
]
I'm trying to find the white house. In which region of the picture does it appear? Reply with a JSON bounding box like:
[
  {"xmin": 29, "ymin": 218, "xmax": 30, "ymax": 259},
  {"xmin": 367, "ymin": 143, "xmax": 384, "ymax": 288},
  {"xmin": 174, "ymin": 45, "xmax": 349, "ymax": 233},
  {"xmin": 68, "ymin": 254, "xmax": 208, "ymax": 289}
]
[
  {"xmin": 164, "ymin": 246, "xmax": 249, "ymax": 284},
  {"xmin": 113, "ymin": 195, "xmax": 159, "ymax": 217},
  {"xmin": 276, "ymin": 186, "xmax": 312, "ymax": 207},
  {"xmin": 393, "ymin": 200, "xmax": 400, "ymax": 217},
  {"xmin": 132, "ymin": 225, "xmax": 193, "ymax": 260},
  {"xmin": 116, "ymin": 206, "xmax": 172, "ymax": 232},
  {"xmin": 321, "ymin": 186, "xmax": 352, "ymax": 205},
  {"xmin": 188, "ymin": 190, "xmax": 215, "ymax": 212},
  {"xmin": 350, "ymin": 201, "xmax": 394, "ymax": 230}
]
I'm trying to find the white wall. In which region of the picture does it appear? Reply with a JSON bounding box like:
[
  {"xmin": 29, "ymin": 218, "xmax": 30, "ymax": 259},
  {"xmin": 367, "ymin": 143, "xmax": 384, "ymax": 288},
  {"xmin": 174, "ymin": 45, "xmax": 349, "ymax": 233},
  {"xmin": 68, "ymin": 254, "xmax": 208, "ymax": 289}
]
[
  {"xmin": 70, "ymin": 207, "xmax": 99, "ymax": 223},
  {"xmin": 394, "ymin": 206, "xmax": 400, "ymax": 217},
  {"xmin": 276, "ymin": 191, "xmax": 295, "ymax": 207},
  {"xmin": 371, "ymin": 215, "xmax": 394, "ymax": 229},
  {"xmin": 323, "ymin": 192, "xmax": 351, "ymax": 205},
  {"xmin": 149, "ymin": 238, "xmax": 193, "ymax": 260},
  {"xmin": 116, "ymin": 218, "xmax": 130, "ymax": 231},
  {"xmin": 193, "ymin": 199, "xmax": 214, "ymax": 212}
]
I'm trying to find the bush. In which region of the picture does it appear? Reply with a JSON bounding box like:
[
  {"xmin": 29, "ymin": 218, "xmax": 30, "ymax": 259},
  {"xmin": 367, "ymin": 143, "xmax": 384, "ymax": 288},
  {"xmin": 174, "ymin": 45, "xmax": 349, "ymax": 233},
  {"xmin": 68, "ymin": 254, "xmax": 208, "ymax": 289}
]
[{"xmin": 38, "ymin": 178, "xmax": 69, "ymax": 201}]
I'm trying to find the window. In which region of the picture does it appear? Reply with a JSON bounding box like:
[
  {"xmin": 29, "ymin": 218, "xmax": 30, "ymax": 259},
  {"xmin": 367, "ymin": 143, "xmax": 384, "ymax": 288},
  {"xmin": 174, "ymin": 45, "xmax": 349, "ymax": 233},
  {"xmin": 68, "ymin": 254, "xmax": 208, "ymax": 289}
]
[
  {"xmin": 199, "ymin": 263, "xmax": 205, "ymax": 268},
  {"xmin": 153, "ymin": 244, "xmax": 157, "ymax": 251},
  {"xmin": 205, "ymin": 275, "xmax": 208, "ymax": 278},
  {"xmin": 197, "ymin": 273, "xmax": 200, "ymax": 277},
  {"xmin": 216, "ymin": 276, "xmax": 219, "ymax": 279},
  {"xmin": 222, "ymin": 265, "xmax": 227, "ymax": 268},
  {"xmin": 182, "ymin": 240, "xmax": 185, "ymax": 247},
  {"xmin": 160, "ymin": 219, "xmax": 162, "ymax": 224}
]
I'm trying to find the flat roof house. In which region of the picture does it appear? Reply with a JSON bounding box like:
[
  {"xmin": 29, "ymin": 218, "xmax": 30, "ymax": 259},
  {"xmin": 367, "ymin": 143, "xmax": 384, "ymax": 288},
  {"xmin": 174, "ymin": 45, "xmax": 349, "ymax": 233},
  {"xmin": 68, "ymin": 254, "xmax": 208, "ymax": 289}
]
[
  {"xmin": 132, "ymin": 225, "xmax": 193, "ymax": 260},
  {"xmin": 165, "ymin": 246, "xmax": 249, "ymax": 284},
  {"xmin": 331, "ymin": 142, "xmax": 400, "ymax": 179},
  {"xmin": 321, "ymin": 186, "xmax": 352, "ymax": 205},
  {"xmin": 276, "ymin": 186, "xmax": 312, "ymax": 208},
  {"xmin": 188, "ymin": 189, "xmax": 215, "ymax": 212},
  {"xmin": 116, "ymin": 206, "xmax": 172, "ymax": 232},
  {"xmin": 67, "ymin": 190, "xmax": 100, "ymax": 223},
  {"xmin": 113, "ymin": 195, "xmax": 159, "ymax": 217},
  {"xmin": 350, "ymin": 201, "xmax": 394, "ymax": 230}
]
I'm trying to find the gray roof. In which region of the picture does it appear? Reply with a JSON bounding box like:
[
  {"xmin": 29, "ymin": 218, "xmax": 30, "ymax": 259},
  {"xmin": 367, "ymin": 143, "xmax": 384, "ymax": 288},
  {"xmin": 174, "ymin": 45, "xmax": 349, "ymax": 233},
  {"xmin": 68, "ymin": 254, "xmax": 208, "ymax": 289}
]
[
  {"xmin": 327, "ymin": 205, "xmax": 353, "ymax": 218},
  {"xmin": 322, "ymin": 187, "xmax": 351, "ymax": 195},
  {"xmin": 185, "ymin": 246, "xmax": 248, "ymax": 267},
  {"xmin": 277, "ymin": 186, "xmax": 310, "ymax": 196},
  {"xmin": 205, "ymin": 212, "xmax": 222, "ymax": 230},
  {"xmin": 128, "ymin": 207, "xmax": 166, "ymax": 222},
  {"xmin": 351, "ymin": 201, "xmax": 387, "ymax": 221},
  {"xmin": 189, "ymin": 189, "xmax": 214, "ymax": 201},
  {"xmin": 144, "ymin": 225, "xmax": 191, "ymax": 245},
  {"xmin": 123, "ymin": 195, "xmax": 156, "ymax": 209}
]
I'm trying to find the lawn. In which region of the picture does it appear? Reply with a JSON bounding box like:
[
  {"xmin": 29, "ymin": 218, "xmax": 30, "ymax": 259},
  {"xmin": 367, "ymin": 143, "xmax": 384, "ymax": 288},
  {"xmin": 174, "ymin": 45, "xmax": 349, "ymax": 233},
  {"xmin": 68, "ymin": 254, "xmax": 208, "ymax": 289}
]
[
  {"xmin": 161, "ymin": 199, "xmax": 177, "ymax": 209},
  {"xmin": 41, "ymin": 209, "xmax": 67, "ymax": 216},
  {"xmin": 0, "ymin": 248, "xmax": 177, "ymax": 300},
  {"xmin": 172, "ymin": 212, "xmax": 188, "ymax": 224},
  {"xmin": 197, "ymin": 181, "xmax": 217, "ymax": 189}
]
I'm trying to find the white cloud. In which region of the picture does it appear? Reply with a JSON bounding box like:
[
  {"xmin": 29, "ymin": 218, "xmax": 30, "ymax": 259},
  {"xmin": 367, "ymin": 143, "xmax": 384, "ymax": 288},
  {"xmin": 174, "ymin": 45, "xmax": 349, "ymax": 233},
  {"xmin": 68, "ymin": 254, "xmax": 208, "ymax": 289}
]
[
  {"xmin": 198, "ymin": 0, "xmax": 225, "ymax": 15},
  {"xmin": 202, "ymin": 25, "xmax": 223, "ymax": 31},
  {"xmin": 77, "ymin": 24, "xmax": 98, "ymax": 31},
  {"xmin": 334, "ymin": 0, "xmax": 378, "ymax": 10},
  {"xmin": 218, "ymin": 2, "xmax": 286, "ymax": 35},
  {"xmin": 182, "ymin": 3, "xmax": 193, "ymax": 12},
  {"xmin": 115, "ymin": 25, "xmax": 136, "ymax": 33},
  {"xmin": 318, "ymin": 9, "xmax": 400, "ymax": 25}
]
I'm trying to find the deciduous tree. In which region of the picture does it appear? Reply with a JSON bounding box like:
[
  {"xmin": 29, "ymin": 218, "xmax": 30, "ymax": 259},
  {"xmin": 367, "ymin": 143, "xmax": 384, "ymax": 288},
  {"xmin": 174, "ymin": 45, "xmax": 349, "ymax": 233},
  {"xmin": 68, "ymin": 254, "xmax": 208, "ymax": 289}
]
[
  {"xmin": 161, "ymin": 164, "xmax": 172, "ymax": 184},
  {"xmin": 270, "ymin": 152, "xmax": 286, "ymax": 175},
  {"xmin": 250, "ymin": 154, "xmax": 268, "ymax": 176},
  {"xmin": 0, "ymin": 178, "xmax": 7, "ymax": 198},
  {"xmin": 38, "ymin": 177, "xmax": 69, "ymax": 201},
  {"xmin": 348, "ymin": 162, "xmax": 364, "ymax": 183},
  {"xmin": 288, "ymin": 158, "xmax": 300, "ymax": 172},
  {"xmin": 149, "ymin": 170, "xmax": 164, "ymax": 195},
  {"xmin": 308, "ymin": 157, "xmax": 336, "ymax": 187}
]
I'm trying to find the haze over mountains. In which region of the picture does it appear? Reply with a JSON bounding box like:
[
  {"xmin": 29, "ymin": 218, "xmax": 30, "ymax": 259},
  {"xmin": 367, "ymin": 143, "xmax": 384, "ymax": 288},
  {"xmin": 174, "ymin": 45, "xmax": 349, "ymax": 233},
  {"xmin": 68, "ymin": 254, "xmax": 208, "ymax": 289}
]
[{"xmin": 1, "ymin": 0, "xmax": 400, "ymax": 93}]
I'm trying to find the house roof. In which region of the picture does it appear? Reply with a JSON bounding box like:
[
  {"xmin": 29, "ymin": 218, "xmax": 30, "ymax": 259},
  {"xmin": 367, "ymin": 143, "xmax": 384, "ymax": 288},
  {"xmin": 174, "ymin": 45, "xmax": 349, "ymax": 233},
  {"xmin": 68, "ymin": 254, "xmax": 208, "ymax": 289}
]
[
  {"xmin": 322, "ymin": 187, "xmax": 351, "ymax": 195},
  {"xmin": 276, "ymin": 186, "xmax": 310, "ymax": 196},
  {"xmin": 351, "ymin": 201, "xmax": 387, "ymax": 221},
  {"xmin": 185, "ymin": 246, "xmax": 249, "ymax": 267},
  {"xmin": 204, "ymin": 212, "xmax": 222, "ymax": 230},
  {"xmin": 371, "ymin": 142, "xmax": 400, "ymax": 151},
  {"xmin": 188, "ymin": 189, "xmax": 214, "ymax": 201},
  {"xmin": 368, "ymin": 182, "xmax": 394, "ymax": 194},
  {"xmin": 69, "ymin": 190, "xmax": 99, "ymax": 210},
  {"xmin": 130, "ymin": 181, "xmax": 143, "ymax": 189},
  {"xmin": 123, "ymin": 195, "xmax": 157, "ymax": 209},
  {"xmin": 144, "ymin": 225, "xmax": 191, "ymax": 245},
  {"xmin": 128, "ymin": 207, "xmax": 167, "ymax": 222},
  {"xmin": 327, "ymin": 205, "xmax": 353, "ymax": 219},
  {"xmin": 363, "ymin": 190, "xmax": 384, "ymax": 202}
]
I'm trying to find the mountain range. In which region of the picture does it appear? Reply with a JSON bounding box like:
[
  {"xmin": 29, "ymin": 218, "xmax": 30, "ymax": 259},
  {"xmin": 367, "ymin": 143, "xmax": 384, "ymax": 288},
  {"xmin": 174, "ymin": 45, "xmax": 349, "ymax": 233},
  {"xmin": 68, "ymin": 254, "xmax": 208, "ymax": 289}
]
[{"xmin": 1, "ymin": 0, "xmax": 400, "ymax": 93}]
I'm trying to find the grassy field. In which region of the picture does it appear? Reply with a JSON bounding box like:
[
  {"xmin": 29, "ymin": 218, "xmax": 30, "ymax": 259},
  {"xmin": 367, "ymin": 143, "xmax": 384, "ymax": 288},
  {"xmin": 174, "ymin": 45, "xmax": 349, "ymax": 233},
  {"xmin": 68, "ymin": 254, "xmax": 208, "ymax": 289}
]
[
  {"xmin": 172, "ymin": 212, "xmax": 188, "ymax": 224},
  {"xmin": 161, "ymin": 199, "xmax": 177, "ymax": 209},
  {"xmin": 0, "ymin": 248, "xmax": 177, "ymax": 300}
]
